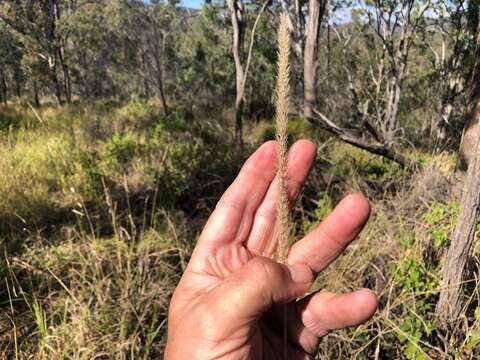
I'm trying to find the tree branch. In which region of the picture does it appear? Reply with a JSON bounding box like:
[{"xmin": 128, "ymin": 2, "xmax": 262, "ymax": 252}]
[
  {"xmin": 308, "ymin": 109, "xmax": 416, "ymax": 169},
  {"xmin": 242, "ymin": 0, "xmax": 269, "ymax": 96}
]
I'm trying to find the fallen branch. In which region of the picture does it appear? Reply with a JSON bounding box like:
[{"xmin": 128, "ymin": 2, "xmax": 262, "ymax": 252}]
[{"xmin": 308, "ymin": 109, "xmax": 418, "ymax": 169}]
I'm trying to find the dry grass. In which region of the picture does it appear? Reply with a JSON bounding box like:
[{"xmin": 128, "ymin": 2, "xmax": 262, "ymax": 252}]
[{"xmin": 1, "ymin": 188, "xmax": 190, "ymax": 359}]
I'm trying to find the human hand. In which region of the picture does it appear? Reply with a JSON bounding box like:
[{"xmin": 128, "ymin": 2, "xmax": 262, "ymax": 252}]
[{"xmin": 165, "ymin": 140, "xmax": 378, "ymax": 359}]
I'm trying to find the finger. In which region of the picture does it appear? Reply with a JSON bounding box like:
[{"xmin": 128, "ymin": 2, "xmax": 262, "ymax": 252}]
[
  {"xmin": 192, "ymin": 141, "xmax": 277, "ymax": 262},
  {"xmin": 262, "ymin": 287, "xmax": 378, "ymax": 356},
  {"xmin": 296, "ymin": 289, "xmax": 378, "ymax": 353},
  {"xmin": 204, "ymin": 257, "xmax": 313, "ymax": 337},
  {"xmin": 287, "ymin": 193, "xmax": 370, "ymax": 273},
  {"xmin": 261, "ymin": 302, "xmax": 318, "ymax": 355},
  {"xmin": 246, "ymin": 139, "xmax": 316, "ymax": 256}
]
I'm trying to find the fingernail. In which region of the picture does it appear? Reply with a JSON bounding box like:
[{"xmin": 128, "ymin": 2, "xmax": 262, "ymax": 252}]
[{"xmin": 287, "ymin": 264, "xmax": 313, "ymax": 283}]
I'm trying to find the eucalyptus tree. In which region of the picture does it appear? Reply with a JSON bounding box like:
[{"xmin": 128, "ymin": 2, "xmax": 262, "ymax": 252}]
[
  {"xmin": 140, "ymin": 0, "xmax": 178, "ymax": 115},
  {"xmin": 429, "ymin": 0, "xmax": 472, "ymax": 149},
  {"xmin": 226, "ymin": 0, "xmax": 272, "ymax": 151},
  {"xmin": 278, "ymin": 0, "xmax": 328, "ymax": 119},
  {"xmin": 436, "ymin": 4, "xmax": 480, "ymax": 331},
  {"xmin": 0, "ymin": 23, "xmax": 24, "ymax": 104},
  {"xmin": 457, "ymin": 0, "xmax": 480, "ymax": 171},
  {"xmin": 226, "ymin": 0, "xmax": 247, "ymax": 150},
  {"xmin": 0, "ymin": 0, "xmax": 71, "ymax": 103},
  {"xmin": 309, "ymin": 0, "xmax": 432, "ymax": 167}
]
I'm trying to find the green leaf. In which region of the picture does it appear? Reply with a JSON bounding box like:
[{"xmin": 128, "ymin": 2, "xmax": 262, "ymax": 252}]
[{"xmin": 467, "ymin": 331, "xmax": 480, "ymax": 349}]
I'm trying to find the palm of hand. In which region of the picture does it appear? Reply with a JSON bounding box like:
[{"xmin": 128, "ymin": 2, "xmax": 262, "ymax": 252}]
[
  {"xmin": 176, "ymin": 245, "xmax": 317, "ymax": 359},
  {"xmin": 165, "ymin": 141, "xmax": 378, "ymax": 360}
]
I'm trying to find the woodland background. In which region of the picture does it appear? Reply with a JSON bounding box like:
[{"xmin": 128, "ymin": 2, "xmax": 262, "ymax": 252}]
[{"xmin": 1, "ymin": 0, "xmax": 480, "ymax": 358}]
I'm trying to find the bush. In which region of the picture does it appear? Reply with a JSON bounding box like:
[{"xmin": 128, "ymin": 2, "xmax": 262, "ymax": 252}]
[
  {"xmin": 390, "ymin": 256, "xmax": 438, "ymax": 359},
  {"xmin": 422, "ymin": 201, "xmax": 459, "ymax": 248}
]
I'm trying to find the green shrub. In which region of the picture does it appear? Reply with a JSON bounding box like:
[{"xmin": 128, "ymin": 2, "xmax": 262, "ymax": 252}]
[
  {"xmin": 101, "ymin": 132, "xmax": 144, "ymax": 171},
  {"xmin": 0, "ymin": 104, "xmax": 37, "ymax": 132},
  {"xmin": 355, "ymin": 156, "xmax": 404, "ymax": 182},
  {"xmin": 302, "ymin": 191, "xmax": 333, "ymax": 233},
  {"xmin": 255, "ymin": 118, "xmax": 317, "ymax": 144},
  {"xmin": 116, "ymin": 96, "xmax": 157, "ymax": 121},
  {"xmin": 390, "ymin": 256, "xmax": 437, "ymax": 359},
  {"xmin": 323, "ymin": 142, "xmax": 405, "ymax": 181},
  {"xmin": 422, "ymin": 201, "xmax": 459, "ymax": 248}
]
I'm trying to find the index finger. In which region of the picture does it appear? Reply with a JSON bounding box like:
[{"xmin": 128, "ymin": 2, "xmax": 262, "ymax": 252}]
[{"xmin": 191, "ymin": 141, "xmax": 278, "ymax": 262}]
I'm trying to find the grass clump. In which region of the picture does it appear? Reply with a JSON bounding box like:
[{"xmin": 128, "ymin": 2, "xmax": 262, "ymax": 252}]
[
  {"xmin": 0, "ymin": 131, "xmax": 79, "ymax": 228},
  {"xmin": 3, "ymin": 213, "xmax": 186, "ymax": 359}
]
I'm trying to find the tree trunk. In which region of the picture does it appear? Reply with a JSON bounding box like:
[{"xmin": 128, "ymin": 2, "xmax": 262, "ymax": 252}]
[
  {"xmin": 227, "ymin": 0, "xmax": 246, "ymax": 152},
  {"xmin": 33, "ymin": 80, "xmax": 40, "ymax": 108},
  {"xmin": 436, "ymin": 131, "xmax": 480, "ymax": 331},
  {"xmin": 154, "ymin": 49, "xmax": 169, "ymax": 116},
  {"xmin": 303, "ymin": 0, "xmax": 323, "ymax": 119},
  {"xmin": 144, "ymin": 77, "xmax": 150, "ymax": 100},
  {"xmin": 436, "ymin": 101, "xmax": 453, "ymax": 144},
  {"xmin": 141, "ymin": 51, "xmax": 150, "ymax": 100},
  {"xmin": 152, "ymin": 28, "xmax": 169, "ymax": 116},
  {"xmin": 384, "ymin": 65, "xmax": 404, "ymax": 146},
  {"xmin": 434, "ymin": 36, "xmax": 464, "ymax": 151},
  {"xmin": 14, "ymin": 77, "xmax": 21, "ymax": 98},
  {"xmin": 307, "ymin": 109, "xmax": 414, "ymax": 169},
  {"xmin": 61, "ymin": 58, "xmax": 72, "ymax": 103},
  {"xmin": 53, "ymin": 0, "xmax": 71, "ymax": 103},
  {"xmin": 327, "ymin": 23, "xmax": 331, "ymax": 87},
  {"xmin": 458, "ymin": 7, "xmax": 480, "ymax": 172},
  {"xmin": 47, "ymin": 39, "xmax": 63, "ymax": 104},
  {"xmin": 434, "ymin": 79, "xmax": 460, "ymax": 151},
  {"xmin": 57, "ymin": 41, "xmax": 72, "ymax": 103},
  {"xmin": 0, "ymin": 73, "xmax": 7, "ymax": 105},
  {"xmin": 436, "ymin": 7, "xmax": 480, "ymax": 330},
  {"xmin": 52, "ymin": 67, "xmax": 63, "ymax": 105},
  {"xmin": 234, "ymin": 102, "xmax": 244, "ymax": 150}
]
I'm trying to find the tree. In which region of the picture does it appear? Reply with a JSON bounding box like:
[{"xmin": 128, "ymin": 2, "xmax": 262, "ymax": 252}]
[
  {"xmin": 278, "ymin": 0, "xmax": 327, "ymax": 119},
  {"xmin": 226, "ymin": 0, "xmax": 246, "ymax": 151},
  {"xmin": 436, "ymin": 1, "xmax": 480, "ymax": 333},
  {"xmin": 303, "ymin": 0, "xmax": 327, "ymax": 119},
  {"xmin": 0, "ymin": 23, "xmax": 24, "ymax": 104},
  {"xmin": 0, "ymin": 0, "xmax": 71, "ymax": 103},
  {"xmin": 146, "ymin": 2, "xmax": 171, "ymax": 115},
  {"xmin": 58, "ymin": 2, "xmax": 115, "ymax": 98},
  {"xmin": 226, "ymin": 0, "xmax": 271, "ymax": 151},
  {"xmin": 309, "ymin": 0, "xmax": 431, "ymax": 168},
  {"xmin": 458, "ymin": 0, "xmax": 480, "ymax": 171},
  {"xmin": 429, "ymin": 0, "xmax": 472, "ymax": 150},
  {"xmin": 121, "ymin": 0, "xmax": 174, "ymax": 114}
]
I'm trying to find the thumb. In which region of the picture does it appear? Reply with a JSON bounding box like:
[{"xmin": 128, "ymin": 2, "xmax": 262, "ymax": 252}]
[{"xmin": 206, "ymin": 257, "xmax": 313, "ymax": 325}]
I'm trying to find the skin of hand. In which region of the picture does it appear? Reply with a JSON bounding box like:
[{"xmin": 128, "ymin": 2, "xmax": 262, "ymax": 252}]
[{"xmin": 165, "ymin": 140, "xmax": 378, "ymax": 360}]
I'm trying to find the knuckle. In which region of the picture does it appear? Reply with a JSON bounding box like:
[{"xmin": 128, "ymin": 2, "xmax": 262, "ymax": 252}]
[{"xmin": 247, "ymin": 257, "xmax": 284, "ymax": 285}]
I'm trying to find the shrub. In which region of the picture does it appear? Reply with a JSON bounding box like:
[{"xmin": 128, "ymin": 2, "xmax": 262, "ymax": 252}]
[
  {"xmin": 421, "ymin": 201, "xmax": 459, "ymax": 248},
  {"xmin": 390, "ymin": 256, "xmax": 438, "ymax": 359}
]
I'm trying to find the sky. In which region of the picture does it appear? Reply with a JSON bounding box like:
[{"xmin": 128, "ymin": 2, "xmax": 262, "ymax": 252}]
[
  {"xmin": 177, "ymin": 0, "xmax": 354, "ymax": 23},
  {"xmin": 180, "ymin": 0, "xmax": 203, "ymax": 9}
]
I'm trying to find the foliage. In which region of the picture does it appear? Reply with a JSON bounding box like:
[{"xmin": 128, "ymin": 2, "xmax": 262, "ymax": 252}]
[
  {"xmin": 391, "ymin": 256, "xmax": 438, "ymax": 360},
  {"xmin": 422, "ymin": 201, "xmax": 459, "ymax": 248}
]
